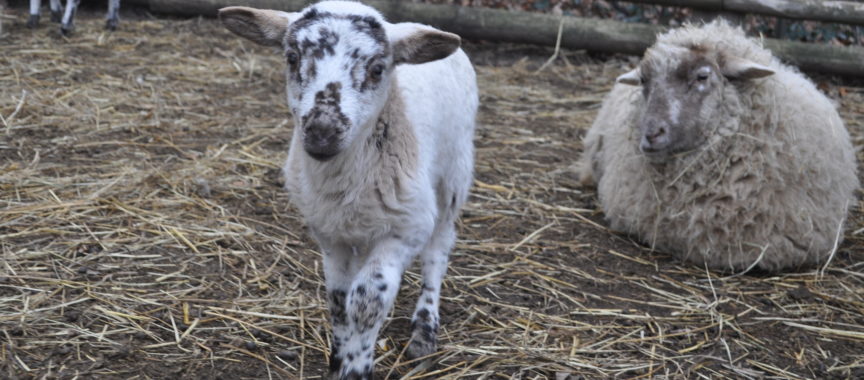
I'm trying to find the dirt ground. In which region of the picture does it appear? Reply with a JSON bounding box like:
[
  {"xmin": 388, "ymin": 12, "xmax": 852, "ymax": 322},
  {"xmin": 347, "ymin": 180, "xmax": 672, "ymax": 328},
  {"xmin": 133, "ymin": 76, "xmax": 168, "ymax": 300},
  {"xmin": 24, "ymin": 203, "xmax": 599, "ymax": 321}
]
[{"xmin": 1, "ymin": 7, "xmax": 864, "ymax": 380}]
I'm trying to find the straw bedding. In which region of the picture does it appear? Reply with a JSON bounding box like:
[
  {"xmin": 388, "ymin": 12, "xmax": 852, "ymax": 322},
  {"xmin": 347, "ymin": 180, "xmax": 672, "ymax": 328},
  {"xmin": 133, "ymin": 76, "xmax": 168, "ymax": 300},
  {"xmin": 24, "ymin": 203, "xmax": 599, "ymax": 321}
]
[{"xmin": 1, "ymin": 9, "xmax": 863, "ymax": 379}]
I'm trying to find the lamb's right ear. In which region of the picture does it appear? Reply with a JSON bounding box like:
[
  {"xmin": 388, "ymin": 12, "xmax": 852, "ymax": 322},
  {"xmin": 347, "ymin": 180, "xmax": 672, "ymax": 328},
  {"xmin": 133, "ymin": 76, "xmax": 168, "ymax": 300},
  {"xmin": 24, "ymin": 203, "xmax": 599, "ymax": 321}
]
[
  {"xmin": 219, "ymin": 6, "xmax": 298, "ymax": 47},
  {"xmin": 616, "ymin": 68, "xmax": 641, "ymax": 86}
]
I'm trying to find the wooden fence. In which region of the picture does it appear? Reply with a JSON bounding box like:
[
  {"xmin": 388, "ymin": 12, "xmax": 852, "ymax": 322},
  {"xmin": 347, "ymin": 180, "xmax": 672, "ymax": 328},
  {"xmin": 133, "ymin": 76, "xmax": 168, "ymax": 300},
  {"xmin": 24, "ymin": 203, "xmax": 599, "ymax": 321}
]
[
  {"xmin": 125, "ymin": 0, "xmax": 864, "ymax": 77},
  {"xmin": 624, "ymin": 0, "xmax": 864, "ymax": 26}
]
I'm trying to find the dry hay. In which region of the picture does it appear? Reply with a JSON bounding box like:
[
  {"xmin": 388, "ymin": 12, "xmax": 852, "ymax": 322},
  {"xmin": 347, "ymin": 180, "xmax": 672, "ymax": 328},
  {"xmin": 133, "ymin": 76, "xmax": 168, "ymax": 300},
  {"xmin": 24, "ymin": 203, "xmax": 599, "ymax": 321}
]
[{"xmin": 1, "ymin": 9, "xmax": 864, "ymax": 380}]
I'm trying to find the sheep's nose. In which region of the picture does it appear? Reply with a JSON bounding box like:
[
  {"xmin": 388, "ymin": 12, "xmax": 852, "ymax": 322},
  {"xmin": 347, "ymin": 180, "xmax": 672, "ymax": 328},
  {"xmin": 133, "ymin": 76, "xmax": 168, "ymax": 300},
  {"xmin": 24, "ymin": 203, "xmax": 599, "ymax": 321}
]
[{"xmin": 640, "ymin": 123, "xmax": 670, "ymax": 153}]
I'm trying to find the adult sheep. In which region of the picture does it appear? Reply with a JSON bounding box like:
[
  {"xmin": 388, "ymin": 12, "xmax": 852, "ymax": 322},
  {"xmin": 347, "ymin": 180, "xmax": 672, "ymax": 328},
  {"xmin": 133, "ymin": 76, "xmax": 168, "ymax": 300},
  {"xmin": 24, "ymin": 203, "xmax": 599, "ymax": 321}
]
[
  {"xmin": 578, "ymin": 20, "xmax": 858, "ymax": 272},
  {"xmin": 220, "ymin": 1, "xmax": 477, "ymax": 379}
]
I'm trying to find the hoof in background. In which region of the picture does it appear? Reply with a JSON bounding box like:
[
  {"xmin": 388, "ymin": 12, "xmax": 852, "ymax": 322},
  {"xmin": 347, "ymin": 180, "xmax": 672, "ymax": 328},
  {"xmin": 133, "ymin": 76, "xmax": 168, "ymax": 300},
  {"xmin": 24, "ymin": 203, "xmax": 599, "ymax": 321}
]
[{"xmin": 27, "ymin": 15, "xmax": 40, "ymax": 29}]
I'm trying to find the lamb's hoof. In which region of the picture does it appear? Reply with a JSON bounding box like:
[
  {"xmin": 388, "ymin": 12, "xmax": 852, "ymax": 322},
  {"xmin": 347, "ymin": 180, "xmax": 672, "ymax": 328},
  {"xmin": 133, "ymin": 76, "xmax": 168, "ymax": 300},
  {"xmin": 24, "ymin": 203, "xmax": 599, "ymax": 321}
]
[
  {"xmin": 406, "ymin": 338, "xmax": 437, "ymax": 361},
  {"xmin": 51, "ymin": 11, "xmax": 62, "ymax": 23},
  {"xmin": 27, "ymin": 15, "xmax": 40, "ymax": 29},
  {"xmin": 407, "ymin": 317, "xmax": 439, "ymax": 360},
  {"xmin": 105, "ymin": 19, "xmax": 118, "ymax": 31},
  {"xmin": 60, "ymin": 25, "xmax": 74, "ymax": 36}
]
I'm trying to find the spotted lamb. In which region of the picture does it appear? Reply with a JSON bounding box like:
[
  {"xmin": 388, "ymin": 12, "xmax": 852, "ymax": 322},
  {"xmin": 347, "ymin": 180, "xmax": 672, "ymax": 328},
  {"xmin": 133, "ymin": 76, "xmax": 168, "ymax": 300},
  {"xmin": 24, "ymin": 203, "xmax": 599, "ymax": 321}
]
[
  {"xmin": 220, "ymin": 2, "xmax": 478, "ymax": 379},
  {"xmin": 578, "ymin": 20, "xmax": 858, "ymax": 272}
]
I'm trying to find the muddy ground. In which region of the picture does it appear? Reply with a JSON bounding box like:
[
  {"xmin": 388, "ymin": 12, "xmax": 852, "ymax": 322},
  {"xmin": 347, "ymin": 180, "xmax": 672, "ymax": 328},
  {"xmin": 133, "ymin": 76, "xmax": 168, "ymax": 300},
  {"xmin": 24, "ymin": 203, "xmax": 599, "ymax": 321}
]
[{"xmin": 1, "ymin": 6, "xmax": 864, "ymax": 380}]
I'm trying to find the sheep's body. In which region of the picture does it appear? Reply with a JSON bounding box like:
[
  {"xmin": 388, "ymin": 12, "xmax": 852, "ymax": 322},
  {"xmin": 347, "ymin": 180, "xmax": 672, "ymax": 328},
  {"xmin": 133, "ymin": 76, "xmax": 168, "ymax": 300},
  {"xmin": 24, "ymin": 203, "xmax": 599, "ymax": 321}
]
[
  {"xmin": 28, "ymin": 0, "xmax": 120, "ymax": 35},
  {"xmin": 221, "ymin": 2, "xmax": 476, "ymax": 378},
  {"xmin": 579, "ymin": 21, "xmax": 858, "ymax": 272}
]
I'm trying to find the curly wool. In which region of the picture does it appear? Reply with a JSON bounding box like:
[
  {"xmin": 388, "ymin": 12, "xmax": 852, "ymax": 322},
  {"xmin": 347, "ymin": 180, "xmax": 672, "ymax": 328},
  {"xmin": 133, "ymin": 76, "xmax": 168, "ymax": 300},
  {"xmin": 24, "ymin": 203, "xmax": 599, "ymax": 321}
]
[{"xmin": 579, "ymin": 20, "xmax": 859, "ymax": 272}]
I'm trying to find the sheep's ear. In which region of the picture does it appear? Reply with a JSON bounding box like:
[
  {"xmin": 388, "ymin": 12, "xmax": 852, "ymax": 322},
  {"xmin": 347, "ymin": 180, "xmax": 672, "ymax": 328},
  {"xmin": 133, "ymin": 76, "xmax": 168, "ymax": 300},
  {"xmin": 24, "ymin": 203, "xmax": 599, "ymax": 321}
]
[
  {"xmin": 616, "ymin": 68, "xmax": 641, "ymax": 86},
  {"xmin": 722, "ymin": 57, "xmax": 775, "ymax": 80},
  {"xmin": 219, "ymin": 6, "xmax": 298, "ymax": 47},
  {"xmin": 389, "ymin": 23, "xmax": 461, "ymax": 65}
]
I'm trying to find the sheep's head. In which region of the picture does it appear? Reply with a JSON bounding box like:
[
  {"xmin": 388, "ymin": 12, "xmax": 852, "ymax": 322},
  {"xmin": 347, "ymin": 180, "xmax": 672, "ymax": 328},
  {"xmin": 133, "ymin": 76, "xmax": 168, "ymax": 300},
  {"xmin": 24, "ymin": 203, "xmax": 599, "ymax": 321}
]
[
  {"xmin": 220, "ymin": 2, "xmax": 461, "ymax": 161},
  {"xmin": 617, "ymin": 43, "xmax": 775, "ymax": 159}
]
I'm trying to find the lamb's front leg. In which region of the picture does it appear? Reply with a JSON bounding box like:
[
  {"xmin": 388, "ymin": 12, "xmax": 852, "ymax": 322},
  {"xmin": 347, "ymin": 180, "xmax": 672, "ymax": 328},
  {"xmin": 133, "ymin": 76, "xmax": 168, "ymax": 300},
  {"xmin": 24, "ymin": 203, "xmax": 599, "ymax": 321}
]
[
  {"xmin": 321, "ymin": 243, "xmax": 359, "ymax": 380},
  {"xmin": 407, "ymin": 223, "xmax": 454, "ymax": 360},
  {"xmin": 338, "ymin": 237, "xmax": 422, "ymax": 380}
]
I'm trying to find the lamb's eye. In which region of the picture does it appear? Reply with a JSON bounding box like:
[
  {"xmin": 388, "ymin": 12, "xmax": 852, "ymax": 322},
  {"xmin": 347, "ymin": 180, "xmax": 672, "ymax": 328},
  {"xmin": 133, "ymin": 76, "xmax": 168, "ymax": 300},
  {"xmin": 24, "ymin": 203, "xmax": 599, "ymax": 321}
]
[
  {"xmin": 370, "ymin": 64, "xmax": 385, "ymax": 79},
  {"xmin": 696, "ymin": 72, "xmax": 710, "ymax": 81},
  {"xmin": 286, "ymin": 52, "xmax": 299, "ymax": 65}
]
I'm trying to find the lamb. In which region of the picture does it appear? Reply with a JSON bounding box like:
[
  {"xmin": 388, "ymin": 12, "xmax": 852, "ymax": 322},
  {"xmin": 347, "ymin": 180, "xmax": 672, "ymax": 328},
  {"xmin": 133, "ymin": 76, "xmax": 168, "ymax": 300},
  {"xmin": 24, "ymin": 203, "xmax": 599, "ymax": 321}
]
[
  {"xmin": 28, "ymin": 0, "xmax": 120, "ymax": 35},
  {"xmin": 578, "ymin": 20, "xmax": 858, "ymax": 272},
  {"xmin": 220, "ymin": 2, "xmax": 477, "ymax": 378}
]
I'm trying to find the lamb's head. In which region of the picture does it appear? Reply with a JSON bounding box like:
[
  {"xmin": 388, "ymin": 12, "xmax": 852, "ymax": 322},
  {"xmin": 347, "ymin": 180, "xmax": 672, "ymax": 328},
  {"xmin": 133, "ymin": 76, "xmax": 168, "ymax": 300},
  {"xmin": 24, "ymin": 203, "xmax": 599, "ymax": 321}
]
[
  {"xmin": 617, "ymin": 42, "xmax": 775, "ymax": 159},
  {"xmin": 219, "ymin": 1, "xmax": 461, "ymax": 161}
]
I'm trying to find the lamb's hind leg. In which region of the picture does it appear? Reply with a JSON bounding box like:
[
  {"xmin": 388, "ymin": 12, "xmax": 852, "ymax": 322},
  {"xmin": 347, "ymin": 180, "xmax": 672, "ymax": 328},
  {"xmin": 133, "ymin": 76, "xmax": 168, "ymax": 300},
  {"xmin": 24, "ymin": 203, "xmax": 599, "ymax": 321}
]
[
  {"xmin": 105, "ymin": 0, "xmax": 119, "ymax": 30},
  {"xmin": 406, "ymin": 223, "xmax": 454, "ymax": 360},
  {"xmin": 338, "ymin": 237, "xmax": 421, "ymax": 379}
]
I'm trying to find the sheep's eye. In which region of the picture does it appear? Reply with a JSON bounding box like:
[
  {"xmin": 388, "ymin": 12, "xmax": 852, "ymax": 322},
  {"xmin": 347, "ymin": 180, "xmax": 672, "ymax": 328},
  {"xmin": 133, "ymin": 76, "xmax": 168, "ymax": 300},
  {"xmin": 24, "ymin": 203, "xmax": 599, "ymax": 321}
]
[
  {"xmin": 286, "ymin": 52, "xmax": 299, "ymax": 65},
  {"xmin": 370, "ymin": 64, "xmax": 385, "ymax": 79},
  {"xmin": 696, "ymin": 72, "xmax": 710, "ymax": 81}
]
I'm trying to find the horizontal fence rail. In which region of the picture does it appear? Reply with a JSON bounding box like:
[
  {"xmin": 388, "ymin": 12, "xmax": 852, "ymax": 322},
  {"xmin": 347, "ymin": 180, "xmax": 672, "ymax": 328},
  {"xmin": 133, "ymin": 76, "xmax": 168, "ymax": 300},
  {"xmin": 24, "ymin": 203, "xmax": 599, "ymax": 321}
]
[
  {"xmin": 124, "ymin": 0, "xmax": 864, "ymax": 77},
  {"xmin": 623, "ymin": 0, "xmax": 864, "ymax": 27}
]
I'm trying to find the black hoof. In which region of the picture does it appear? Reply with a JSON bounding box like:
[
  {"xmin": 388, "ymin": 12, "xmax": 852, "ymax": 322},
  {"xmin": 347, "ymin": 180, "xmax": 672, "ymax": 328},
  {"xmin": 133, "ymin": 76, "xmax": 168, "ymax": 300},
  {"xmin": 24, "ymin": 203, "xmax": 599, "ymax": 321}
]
[
  {"xmin": 60, "ymin": 25, "xmax": 73, "ymax": 36},
  {"xmin": 105, "ymin": 19, "xmax": 118, "ymax": 31},
  {"xmin": 27, "ymin": 15, "xmax": 40, "ymax": 29},
  {"xmin": 51, "ymin": 11, "xmax": 62, "ymax": 23}
]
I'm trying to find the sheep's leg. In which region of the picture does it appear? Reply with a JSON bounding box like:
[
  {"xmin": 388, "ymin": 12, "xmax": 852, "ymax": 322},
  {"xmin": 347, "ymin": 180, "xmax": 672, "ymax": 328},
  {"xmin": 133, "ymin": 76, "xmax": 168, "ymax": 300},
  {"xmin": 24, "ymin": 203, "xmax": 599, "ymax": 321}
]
[
  {"xmin": 49, "ymin": 0, "xmax": 61, "ymax": 22},
  {"xmin": 338, "ymin": 237, "xmax": 421, "ymax": 379},
  {"xmin": 406, "ymin": 223, "xmax": 454, "ymax": 360},
  {"xmin": 28, "ymin": 0, "xmax": 41, "ymax": 28},
  {"xmin": 322, "ymin": 246, "xmax": 359, "ymax": 380},
  {"xmin": 105, "ymin": 0, "xmax": 119, "ymax": 31},
  {"xmin": 60, "ymin": 0, "xmax": 79, "ymax": 36}
]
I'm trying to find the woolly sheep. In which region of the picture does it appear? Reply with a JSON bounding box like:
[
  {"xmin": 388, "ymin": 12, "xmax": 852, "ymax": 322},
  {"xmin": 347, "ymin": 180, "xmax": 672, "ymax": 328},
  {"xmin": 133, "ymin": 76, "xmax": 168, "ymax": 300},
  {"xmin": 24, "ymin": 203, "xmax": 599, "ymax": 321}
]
[
  {"xmin": 220, "ymin": 2, "xmax": 477, "ymax": 378},
  {"xmin": 28, "ymin": 0, "xmax": 120, "ymax": 35},
  {"xmin": 578, "ymin": 20, "xmax": 858, "ymax": 272}
]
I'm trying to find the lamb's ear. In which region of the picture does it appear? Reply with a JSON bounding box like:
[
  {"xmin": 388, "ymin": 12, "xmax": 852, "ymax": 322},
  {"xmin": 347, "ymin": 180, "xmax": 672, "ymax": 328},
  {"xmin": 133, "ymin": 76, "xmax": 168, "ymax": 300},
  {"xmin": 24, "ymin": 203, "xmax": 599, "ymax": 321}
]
[
  {"xmin": 616, "ymin": 68, "xmax": 641, "ymax": 86},
  {"xmin": 219, "ymin": 6, "xmax": 298, "ymax": 47},
  {"xmin": 722, "ymin": 57, "xmax": 775, "ymax": 80},
  {"xmin": 389, "ymin": 23, "xmax": 461, "ymax": 65}
]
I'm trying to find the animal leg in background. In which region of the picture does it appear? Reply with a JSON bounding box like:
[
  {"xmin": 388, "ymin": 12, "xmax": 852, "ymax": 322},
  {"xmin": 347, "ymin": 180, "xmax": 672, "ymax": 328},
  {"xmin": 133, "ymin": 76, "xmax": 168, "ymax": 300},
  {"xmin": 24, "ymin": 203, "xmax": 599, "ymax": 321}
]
[
  {"xmin": 106, "ymin": 0, "xmax": 119, "ymax": 30},
  {"xmin": 50, "ymin": 0, "xmax": 61, "ymax": 22},
  {"xmin": 60, "ymin": 0, "xmax": 80, "ymax": 35},
  {"xmin": 27, "ymin": 0, "xmax": 41, "ymax": 28}
]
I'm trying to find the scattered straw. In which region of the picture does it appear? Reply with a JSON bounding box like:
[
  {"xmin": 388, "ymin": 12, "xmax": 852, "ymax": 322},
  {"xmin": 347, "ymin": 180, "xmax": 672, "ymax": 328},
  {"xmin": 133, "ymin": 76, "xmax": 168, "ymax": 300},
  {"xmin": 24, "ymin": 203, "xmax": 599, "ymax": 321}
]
[{"xmin": 0, "ymin": 8, "xmax": 862, "ymax": 380}]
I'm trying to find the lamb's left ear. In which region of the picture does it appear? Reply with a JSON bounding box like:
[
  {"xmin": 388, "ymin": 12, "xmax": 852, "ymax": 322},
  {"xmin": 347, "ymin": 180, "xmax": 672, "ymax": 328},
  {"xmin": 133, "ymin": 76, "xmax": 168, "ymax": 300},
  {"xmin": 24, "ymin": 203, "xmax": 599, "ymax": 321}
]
[
  {"xmin": 389, "ymin": 23, "xmax": 461, "ymax": 65},
  {"xmin": 219, "ymin": 6, "xmax": 298, "ymax": 47},
  {"xmin": 722, "ymin": 57, "xmax": 775, "ymax": 80}
]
